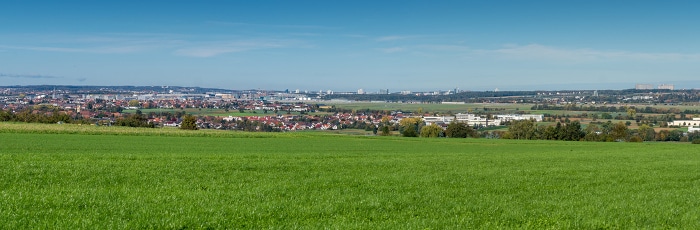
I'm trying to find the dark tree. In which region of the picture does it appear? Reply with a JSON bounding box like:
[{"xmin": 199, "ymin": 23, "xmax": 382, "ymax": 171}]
[
  {"xmin": 381, "ymin": 125, "xmax": 391, "ymax": 136},
  {"xmin": 445, "ymin": 121, "xmax": 474, "ymax": 138},
  {"xmin": 402, "ymin": 125, "xmax": 418, "ymax": 137},
  {"xmin": 180, "ymin": 115, "xmax": 198, "ymax": 130}
]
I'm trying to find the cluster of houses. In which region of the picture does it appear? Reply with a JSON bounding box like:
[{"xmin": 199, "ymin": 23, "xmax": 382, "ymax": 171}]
[
  {"xmin": 1, "ymin": 89, "xmax": 551, "ymax": 131},
  {"xmin": 169, "ymin": 112, "xmax": 406, "ymax": 131},
  {"xmin": 201, "ymin": 112, "xmax": 543, "ymax": 131}
]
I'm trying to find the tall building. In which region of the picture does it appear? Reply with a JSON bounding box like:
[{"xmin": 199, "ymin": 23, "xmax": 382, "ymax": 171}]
[
  {"xmin": 379, "ymin": 89, "xmax": 389, "ymax": 94},
  {"xmin": 635, "ymin": 84, "xmax": 653, "ymax": 90},
  {"xmin": 357, "ymin": 88, "xmax": 365, "ymax": 94},
  {"xmin": 658, "ymin": 84, "xmax": 674, "ymax": 90}
]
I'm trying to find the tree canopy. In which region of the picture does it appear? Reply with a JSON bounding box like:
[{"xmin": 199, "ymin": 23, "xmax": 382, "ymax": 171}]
[
  {"xmin": 420, "ymin": 124, "xmax": 443, "ymax": 138},
  {"xmin": 445, "ymin": 121, "xmax": 475, "ymax": 138},
  {"xmin": 180, "ymin": 115, "xmax": 198, "ymax": 130}
]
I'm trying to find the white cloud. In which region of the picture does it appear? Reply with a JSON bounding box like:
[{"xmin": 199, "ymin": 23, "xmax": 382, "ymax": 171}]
[
  {"xmin": 0, "ymin": 73, "xmax": 63, "ymax": 79},
  {"xmin": 0, "ymin": 33, "xmax": 298, "ymax": 58},
  {"xmin": 379, "ymin": 47, "xmax": 405, "ymax": 53},
  {"xmin": 173, "ymin": 41, "xmax": 286, "ymax": 57},
  {"xmin": 419, "ymin": 44, "xmax": 471, "ymax": 52},
  {"xmin": 478, "ymin": 44, "xmax": 700, "ymax": 62},
  {"xmin": 206, "ymin": 21, "xmax": 338, "ymax": 30},
  {"xmin": 376, "ymin": 36, "xmax": 413, "ymax": 42},
  {"xmin": 0, "ymin": 45, "xmax": 149, "ymax": 54}
]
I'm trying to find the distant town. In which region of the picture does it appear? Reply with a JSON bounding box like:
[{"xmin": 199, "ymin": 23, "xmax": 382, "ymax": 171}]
[{"xmin": 1, "ymin": 84, "xmax": 699, "ymax": 138}]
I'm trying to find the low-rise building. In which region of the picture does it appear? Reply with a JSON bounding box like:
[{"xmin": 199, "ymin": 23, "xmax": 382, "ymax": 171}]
[
  {"xmin": 668, "ymin": 118, "xmax": 700, "ymax": 127},
  {"xmin": 422, "ymin": 116, "xmax": 454, "ymax": 126}
]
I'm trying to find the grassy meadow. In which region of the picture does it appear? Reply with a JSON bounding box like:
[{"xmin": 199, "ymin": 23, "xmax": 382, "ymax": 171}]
[{"xmin": 1, "ymin": 123, "xmax": 699, "ymax": 228}]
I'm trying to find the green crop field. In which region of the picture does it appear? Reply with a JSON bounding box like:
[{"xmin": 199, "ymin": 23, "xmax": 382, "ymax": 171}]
[
  {"xmin": 1, "ymin": 123, "xmax": 699, "ymax": 229},
  {"xmin": 326, "ymin": 102, "xmax": 530, "ymax": 113}
]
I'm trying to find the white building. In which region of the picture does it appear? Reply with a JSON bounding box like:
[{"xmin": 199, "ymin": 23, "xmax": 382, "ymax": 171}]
[
  {"xmin": 460, "ymin": 113, "xmax": 543, "ymax": 126},
  {"xmin": 635, "ymin": 84, "xmax": 653, "ymax": 90},
  {"xmin": 455, "ymin": 113, "xmax": 496, "ymax": 126},
  {"xmin": 658, "ymin": 84, "xmax": 675, "ymax": 90},
  {"xmin": 667, "ymin": 118, "xmax": 700, "ymax": 127},
  {"xmin": 422, "ymin": 116, "xmax": 454, "ymax": 126},
  {"xmin": 494, "ymin": 114, "xmax": 544, "ymax": 122}
]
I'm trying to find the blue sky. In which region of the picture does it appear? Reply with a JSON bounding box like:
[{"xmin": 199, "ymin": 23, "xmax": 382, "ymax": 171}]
[{"xmin": 1, "ymin": 0, "xmax": 699, "ymax": 91}]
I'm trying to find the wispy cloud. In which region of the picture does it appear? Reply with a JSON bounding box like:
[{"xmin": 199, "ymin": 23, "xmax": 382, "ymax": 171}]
[
  {"xmin": 206, "ymin": 21, "xmax": 338, "ymax": 30},
  {"xmin": 0, "ymin": 73, "xmax": 63, "ymax": 79},
  {"xmin": 376, "ymin": 36, "xmax": 412, "ymax": 42},
  {"xmin": 419, "ymin": 44, "xmax": 471, "ymax": 52},
  {"xmin": 0, "ymin": 45, "xmax": 148, "ymax": 54},
  {"xmin": 173, "ymin": 40, "xmax": 287, "ymax": 58},
  {"xmin": 478, "ymin": 44, "xmax": 700, "ymax": 61},
  {"xmin": 0, "ymin": 33, "xmax": 183, "ymax": 54},
  {"xmin": 379, "ymin": 47, "xmax": 405, "ymax": 53},
  {"xmin": 0, "ymin": 33, "xmax": 300, "ymax": 58},
  {"xmin": 375, "ymin": 34, "xmax": 447, "ymax": 42}
]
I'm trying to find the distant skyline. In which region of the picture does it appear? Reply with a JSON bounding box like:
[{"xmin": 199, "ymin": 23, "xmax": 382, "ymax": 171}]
[{"xmin": 2, "ymin": 1, "xmax": 700, "ymax": 91}]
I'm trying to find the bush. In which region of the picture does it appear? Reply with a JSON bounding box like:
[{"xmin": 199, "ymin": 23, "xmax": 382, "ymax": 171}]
[
  {"xmin": 402, "ymin": 125, "xmax": 417, "ymax": 137},
  {"xmin": 692, "ymin": 139, "xmax": 700, "ymax": 144},
  {"xmin": 628, "ymin": 136, "xmax": 643, "ymax": 142}
]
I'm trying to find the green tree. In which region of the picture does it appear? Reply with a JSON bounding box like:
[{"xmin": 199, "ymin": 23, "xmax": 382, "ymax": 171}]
[
  {"xmin": 399, "ymin": 117, "xmax": 423, "ymax": 136},
  {"xmin": 128, "ymin": 100, "xmax": 140, "ymax": 107},
  {"xmin": 611, "ymin": 122, "xmax": 629, "ymax": 141},
  {"xmin": 629, "ymin": 135, "xmax": 643, "ymax": 142},
  {"xmin": 541, "ymin": 125, "xmax": 558, "ymax": 140},
  {"xmin": 584, "ymin": 124, "xmax": 602, "ymax": 142},
  {"xmin": 627, "ymin": 109, "xmax": 636, "ymax": 119},
  {"xmin": 508, "ymin": 119, "xmax": 537, "ymax": 140},
  {"xmin": 402, "ymin": 125, "xmax": 418, "ymax": 137},
  {"xmin": 562, "ymin": 121, "xmax": 584, "ymax": 141},
  {"xmin": 445, "ymin": 121, "xmax": 474, "ymax": 138},
  {"xmin": 637, "ymin": 124, "xmax": 655, "ymax": 141},
  {"xmin": 420, "ymin": 124, "xmax": 443, "ymax": 138},
  {"xmin": 380, "ymin": 125, "xmax": 391, "ymax": 136},
  {"xmin": 115, "ymin": 113, "xmax": 154, "ymax": 128},
  {"xmin": 668, "ymin": 130, "xmax": 683, "ymax": 141},
  {"xmin": 180, "ymin": 115, "xmax": 198, "ymax": 130},
  {"xmin": 0, "ymin": 109, "xmax": 14, "ymax": 121}
]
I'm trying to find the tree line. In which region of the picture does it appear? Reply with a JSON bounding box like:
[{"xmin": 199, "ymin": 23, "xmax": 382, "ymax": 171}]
[{"xmin": 503, "ymin": 119, "xmax": 700, "ymax": 143}]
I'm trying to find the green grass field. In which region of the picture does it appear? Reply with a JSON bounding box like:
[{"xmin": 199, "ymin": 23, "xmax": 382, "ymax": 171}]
[{"xmin": 1, "ymin": 123, "xmax": 699, "ymax": 228}]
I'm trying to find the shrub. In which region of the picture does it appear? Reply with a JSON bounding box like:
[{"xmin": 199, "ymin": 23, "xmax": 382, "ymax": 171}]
[
  {"xmin": 692, "ymin": 139, "xmax": 700, "ymax": 144},
  {"xmin": 402, "ymin": 125, "xmax": 417, "ymax": 137},
  {"xmin": 628, "ymin": 136, "xmax": 643, "ymax": 142}
]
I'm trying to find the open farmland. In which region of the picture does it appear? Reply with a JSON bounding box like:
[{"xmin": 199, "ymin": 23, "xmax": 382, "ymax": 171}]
[
  {"xmin": 326, "ymin": 102, "xmax": 530, "ymax": 113},
  {"xmin": 1, "ymin": 124, "xmax": 699, "ymax": 228}
]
